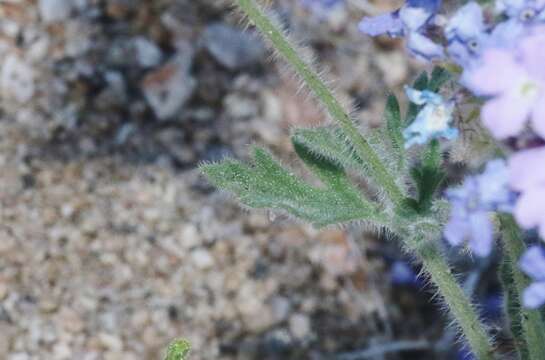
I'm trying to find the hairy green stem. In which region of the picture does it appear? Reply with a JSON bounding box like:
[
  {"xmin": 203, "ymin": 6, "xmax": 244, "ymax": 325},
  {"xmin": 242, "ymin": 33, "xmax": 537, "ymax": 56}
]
[
  {"xmin": 236, "ymin": 0, "xmax": 404, "ymax": 206},
  {"xmin": 234, "ymin": 0, "xmax": 495, "ymax": 357},
  {"xmin": 408, "ymin": 239, "xmax": 495, "ymax": 360},
  {"xmin": 500, "ymin": 215, "xmax": 545, "ymax": 360}
]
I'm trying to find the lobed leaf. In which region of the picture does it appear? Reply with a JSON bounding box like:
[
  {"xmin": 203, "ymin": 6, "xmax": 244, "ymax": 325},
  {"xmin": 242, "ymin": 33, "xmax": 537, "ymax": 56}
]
[
  {"xmin": 292, "ymin": 126, "xmax": 405, "ymax": 185},
  {"xmin": 201, "ymin": 147, "xmax": 385, "ymax": 227},
  {"xmin": 291, "ymin": 127, "xmax": 364, "ymax": 172},
  {"xmin": 384, "ymin": 94, "xmax": 404, "ymax": 170}
]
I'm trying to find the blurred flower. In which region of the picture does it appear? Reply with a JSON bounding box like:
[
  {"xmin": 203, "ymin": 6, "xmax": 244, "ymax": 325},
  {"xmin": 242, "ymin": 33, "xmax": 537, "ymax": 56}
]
[
  {"xmin": 390, "ymin": 261, "xmax": 419, "ymax": 286},
  {"xmin": 478, "ymin": 159, "xmax": 514, "ymax": 211},
  {"xmin": 358, "ymin": 0, "xmax": 444, "ymax": 60},
  {"xmin": 484, "ymin": 18, "xmax": 526, "ymax": 49},
  {"xmin": 462, "ymin": 27, "xmax": 545, "ymax": 139},
  {"xmin": 481, "ymin": 293, "xmax": 503, "ymax": 320},
  {"xmin": 457, "ymin": 348, "xmax": 477, "ymax": 360},
  {"xmin": 519, "ymin": 245, "xmax": 545, "ymax": 308},
  {"xmin": 496, "ymin": 0, "xmax": 545, "ymax": 22},
  {"xmin": 400, "ymin": 0, "xmax": 442, "ymax": 30},
  {"xmin": 406, "ymin": 32, "xmax": 445, "ymax": 60},
  {"xmin": 444, "ymin": 160, "xmax": 513, "ymax": 257},
  {"xmin": 445, "ymin": 2, "xmax": 487, "ymax": 65},
  {"xmin": 509, "ymin": 147, "xmax": 545, "ymax": 238},
  {"xmin": 358, "ymin": 11, "xmax": 404, "ymax": 37},
  {"xmin": 403, "ymin": 86, "xmax": 457, "ymax": 147}
]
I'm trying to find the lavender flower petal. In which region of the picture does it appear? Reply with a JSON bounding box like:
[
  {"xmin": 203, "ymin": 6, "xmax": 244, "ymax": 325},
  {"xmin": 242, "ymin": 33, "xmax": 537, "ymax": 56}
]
[
  {"xmin": 520, "ymin": 246, "xmax": 545, "ymax": 280},
  {"xmin": 468, "ymin": 211, "xmax": 494, "ymax": 257},
  {"xmin": 523, "ymin": 282, "xmax": 545, "ymax": 308},
  {"xmin": 358, "ymin": 12, "xmax": 404, "ymax": 37}
]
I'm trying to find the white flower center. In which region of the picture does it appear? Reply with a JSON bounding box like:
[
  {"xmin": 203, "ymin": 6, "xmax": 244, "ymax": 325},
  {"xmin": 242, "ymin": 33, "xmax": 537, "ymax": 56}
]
[
  {"xmin": 518, "ymin": 79, "xmax": 541, "ymax": 100},
  {"xmin": 427, "ymin": 105, "xmax": 451, "ymax": 131}
]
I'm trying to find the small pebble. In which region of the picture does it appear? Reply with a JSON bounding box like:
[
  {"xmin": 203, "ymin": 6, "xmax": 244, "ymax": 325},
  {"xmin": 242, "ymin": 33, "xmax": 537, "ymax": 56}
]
[
  {"xmin": 98, "ymin": 333, "xmax": 124, "ymax": 352},
  {"xmin": 142, "ymin": 50, "xmax": 196, "ymax": 120},
  {"xmin": 202, "ymin": 23, "xmax": 266, "ymax": 70},
  {"xmin": 289, "ymin": 313, "xmax": 311, "ymax": 340},
  {"xmin": 133, "ymin": 37, "xmax": 163, "ymax": 68},
  {"xmin": 1, "ymin": 56, "xmax": 35, "ymax": 104},
  {"xmin": 38, "ymin": 0, "xmax": 73, "ymax": 23},
  {"xmin": 191, "ymin": 248, "xmax": 214, "ymax": 270}
]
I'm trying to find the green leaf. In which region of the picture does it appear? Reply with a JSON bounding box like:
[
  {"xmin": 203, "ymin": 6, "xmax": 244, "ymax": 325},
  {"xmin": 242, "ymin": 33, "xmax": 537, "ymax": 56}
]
[
  {"xmin": 429, "ymin": 66, "xmax": 452, "ymax": 93},
  {"xmin": 292, "ymin": 126, "xmax": 404, "ymax": 183},
  {"xmin": 407, "ymin": 140, "xmax": 445, "ymax": 213},
  {"xmin": 291, "ymin": 127, "xmax": 364, "ymax": 172},
  {"xmin": 165, "ymin": 339, "xmax": 191, "ymax": 360},
  {"xmin": 384, "ymin": 94, "xmax": 404, "ymax": 169},
  {"xmin": 233, "ymin": 0, "xmax": 404, "ymax": 207},
  {"xmin": 201, "ymin": 147, "xmax": 385, "ymax": 227}
]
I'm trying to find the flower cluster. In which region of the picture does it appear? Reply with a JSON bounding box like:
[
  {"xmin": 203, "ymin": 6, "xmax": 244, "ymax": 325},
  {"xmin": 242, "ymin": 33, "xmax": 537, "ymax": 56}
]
[
  {"xmin": 360, "ymin": 0, "xmax": 545, "ymax": 306},
  {"xmin": 359, "ymin": 0, "xmax": 545, "ymax": 63},
  {"xmin": 359, "ymin": 0, "xmax": 444, "ymax": 61}
]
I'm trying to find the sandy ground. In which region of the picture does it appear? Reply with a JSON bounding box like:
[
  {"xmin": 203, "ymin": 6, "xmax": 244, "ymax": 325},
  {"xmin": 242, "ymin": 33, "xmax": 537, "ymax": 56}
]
[{"xmin": 0, "ymin": 1, "xmax": 449, "ymax": 359}]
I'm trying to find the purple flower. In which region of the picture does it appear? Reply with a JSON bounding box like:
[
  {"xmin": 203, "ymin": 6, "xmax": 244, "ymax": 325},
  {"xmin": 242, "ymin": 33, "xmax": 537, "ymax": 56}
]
[
  {"xmin": 359, "ymin": 0, "xmax": 441, "ymax": 35},
  {"xmin": 519, "ymin": 246, "xmax": 545, "ymax": 308},
  {"xmin": 509, "ymin": 147, "xmax": 545, "ymax": 238},
  {"xmin": 401, "ymin": 0, "xmax": 442, "ymax": 30},
  {"xmin": 444, "ymin": 160, "xmax": 513, "ymax": 257},
  {"xmin": 445, "ymin": 2, "xmax": 487, "ymax": 65},
  {"xmin": 496, "ymin": 0, "xmax": 545, "ymax": 22},
  {"xmin": 457, "ymin": 348, "xmax": 477, "ymax": 360},
  {"xmin": 358, "ymin": 12, "xmax": 404, "ymax": 37},
  {"xmin": 482, "ymin": 293, "xmax": 504, "ymax": 320},
  {"xmin": 390, "ymin": 261, "xmax": 418, "ymax": 285},
  {"xmin": 462, "ymin": 26, "xmax": 545, "ymax": 139},
  {"xmin": 484, "ymin": 18, "xmax": 527, "ymax": 50},
  {"xmin": 358, "ymin": 0, "xmax": 444, "ymax": 60},
  {"xmin": 477, "ymin": 159, "xmax": 514, "ymax": 212},
  {"xmin": 406, "ymin": 32, "xmax": 445, "ymax": 61}
]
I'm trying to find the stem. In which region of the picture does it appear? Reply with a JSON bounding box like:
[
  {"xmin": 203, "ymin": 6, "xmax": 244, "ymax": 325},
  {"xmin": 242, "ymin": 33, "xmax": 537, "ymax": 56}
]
[
  {"xmin": 235, "ymin": 0, "xmax": 405, "ymax": 207},
  {"xmin": 500, "ymin": 255, "xmax": 530, "ymax": 360},
  {"xmin": 500, "ymin": 214, "xmax": 545, "ymax": 360},
  {"xmin": 234, "ymin": 0, "xmax": 494, "ymax": 357},
  {"xmin": 409, "ymin": 239, "xmax": 495, "ymax": 360}
]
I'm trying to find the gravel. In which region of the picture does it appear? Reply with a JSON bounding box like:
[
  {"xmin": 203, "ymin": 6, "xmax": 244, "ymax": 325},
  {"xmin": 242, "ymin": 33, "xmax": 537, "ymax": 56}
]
[{"xmin": 0, "ymin": 0, "xmax": 444, "ymax": 359}]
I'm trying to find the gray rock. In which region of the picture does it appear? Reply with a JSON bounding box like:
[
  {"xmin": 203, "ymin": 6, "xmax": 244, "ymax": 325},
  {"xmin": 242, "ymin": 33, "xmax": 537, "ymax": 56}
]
[
  {"xmin": 1, "ymin": 55, "xmax": 34, "ymax": 104},
  {"xmin": 270, "ymin": 296, "xmax": 291, "ymax": 323},
  {"xmin": 38, "ymin": 0, "xmax": 73, "ymax": 23},
  {"xmin": 133, "ymin": 37, "xmax": 163, "ymax": 68},
  {"xmin": 288, "ymin": 313, "xmax": 311, "ymax": 340},
  {"xmin": 191, "ymin": 248, "xmax": 214, "ymax": 270},
  {"xmin": 141, "ymin": 47, "xmax": 195, "ymax": 120},
  {"xmin": 202, "ymin": 23, "xmax": 265, "ymax": 70}
]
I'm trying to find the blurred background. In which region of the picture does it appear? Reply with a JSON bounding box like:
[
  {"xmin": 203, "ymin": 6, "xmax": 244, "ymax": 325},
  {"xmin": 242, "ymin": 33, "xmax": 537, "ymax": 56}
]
[{"xmin": 0, "ymin": 0, "xmax": 490, "ymax": 359}]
